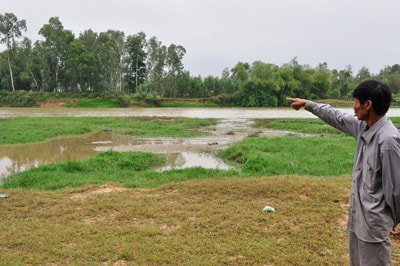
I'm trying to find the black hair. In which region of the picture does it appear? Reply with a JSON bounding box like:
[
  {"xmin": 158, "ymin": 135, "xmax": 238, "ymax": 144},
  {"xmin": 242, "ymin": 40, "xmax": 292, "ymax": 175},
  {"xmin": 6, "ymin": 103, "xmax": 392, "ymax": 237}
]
[{"xmin": 352, "ymin": 79, "xmax": 392, "ymax": 116}]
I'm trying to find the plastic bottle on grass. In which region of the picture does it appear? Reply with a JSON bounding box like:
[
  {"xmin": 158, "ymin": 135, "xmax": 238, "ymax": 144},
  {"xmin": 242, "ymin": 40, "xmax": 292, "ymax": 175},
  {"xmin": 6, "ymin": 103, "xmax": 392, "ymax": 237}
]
[{"xmin": 262, "ymin": 206, "xmax": 275, "ymax": 213}]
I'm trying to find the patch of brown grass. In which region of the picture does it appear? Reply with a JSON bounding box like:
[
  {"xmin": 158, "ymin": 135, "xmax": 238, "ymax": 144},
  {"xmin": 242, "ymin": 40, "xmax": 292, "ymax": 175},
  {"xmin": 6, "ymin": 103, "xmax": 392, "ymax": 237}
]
[
  {"xmin": 70, "ymin": 184, "xmax": 127, "ymax": 200},
  {"xmin": 1, "ymin": 176, "xmax": 399, "ymax": 265}
]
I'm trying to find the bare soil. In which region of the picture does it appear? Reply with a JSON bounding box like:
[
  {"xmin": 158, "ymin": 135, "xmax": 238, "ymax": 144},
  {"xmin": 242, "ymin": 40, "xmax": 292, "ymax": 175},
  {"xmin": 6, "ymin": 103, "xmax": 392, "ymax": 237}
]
[{"xmin": 38, "ymin": 99, "xmax": 77, "ymax": 108}]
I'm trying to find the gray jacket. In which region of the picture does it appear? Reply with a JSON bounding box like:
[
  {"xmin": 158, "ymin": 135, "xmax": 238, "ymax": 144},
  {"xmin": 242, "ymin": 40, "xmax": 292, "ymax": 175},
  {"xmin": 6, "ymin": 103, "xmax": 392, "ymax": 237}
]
[{"xmin": 305, "ymin": 101, "xmax": 400, "ymax": 242}]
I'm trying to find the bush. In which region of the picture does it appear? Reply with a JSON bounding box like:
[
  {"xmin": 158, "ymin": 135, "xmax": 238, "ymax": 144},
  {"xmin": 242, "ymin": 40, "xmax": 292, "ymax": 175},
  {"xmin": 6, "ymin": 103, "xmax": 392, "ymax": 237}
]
[
  {"xmin": 117, "ymin": 95, "xmax": 131, "ymax": 107},
  {"xmin": 0, "ymin": 90, "xmax": 38, "ymax": 107}
]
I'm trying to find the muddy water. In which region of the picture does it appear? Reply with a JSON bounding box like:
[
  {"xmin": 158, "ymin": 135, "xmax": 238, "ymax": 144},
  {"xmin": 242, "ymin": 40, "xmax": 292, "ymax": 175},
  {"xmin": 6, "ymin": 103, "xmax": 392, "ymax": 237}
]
[
  {"xmin": 0, "ymin": 118, "xmax": 255, "ymax": 178},
  {"xmin": 2, "ymin": 107, "xmax": 400, "ymax": 179}
]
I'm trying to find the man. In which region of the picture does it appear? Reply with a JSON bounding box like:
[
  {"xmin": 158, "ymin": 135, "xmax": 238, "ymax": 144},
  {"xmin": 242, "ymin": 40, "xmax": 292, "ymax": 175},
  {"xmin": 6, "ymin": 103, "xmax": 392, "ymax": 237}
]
[{"xmin": 287, "ymin": 79, "xmax": 400, "ymax": 265}]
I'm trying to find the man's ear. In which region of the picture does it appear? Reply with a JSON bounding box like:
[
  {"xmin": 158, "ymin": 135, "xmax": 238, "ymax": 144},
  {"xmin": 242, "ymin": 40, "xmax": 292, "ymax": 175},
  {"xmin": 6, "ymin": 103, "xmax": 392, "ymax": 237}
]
[{"xmin": 365, "ymin": 100, "xmax": 373, "ymax": 110}]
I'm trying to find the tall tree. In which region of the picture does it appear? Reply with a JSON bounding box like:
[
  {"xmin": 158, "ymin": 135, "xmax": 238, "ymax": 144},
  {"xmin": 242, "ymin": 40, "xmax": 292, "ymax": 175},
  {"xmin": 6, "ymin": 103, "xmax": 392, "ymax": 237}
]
[
  {"xmin": 79, "ymin": 29, "xmax": 98, "ymax": 52},
  {"xmin": 125, "ymin": 32, "xmax": 147, "ymax": 92},
  {"xmin": 146, "ymin": 37, "xmax": 167, "ymax": 95},
  {"xmin": 64, "ymin": 39, "xmax": 98, "ymax": 91},
  {"xmin": 231, "ymin": 62, "xmax": 250, "ymax": 85},
  {"xmin": 78, "ymin": 29, "xmax": 102, "ymax": 91},
  {"xmin": 166, "ymin": 44, "xmax": 186, "ymax": 75},
  {"xmin": 13, "ymin": 37, "xmax": 38, "ymax": 90},
  {"xmin": 146, "ymin": 37, "xmax": 166, "ymax": 80},
  {"xmin": 0, "ymin": 12, "xmax": 27, "ymax": 91},
  {"xmin": 165, "ymin": 44, "xmax": 186, "ymax": 97},
  {"xmin": 38, "ymin": 17, "xmax": 74, "ymax": 91},
  {"xmin": 95, "ymin": 30, "xmax": 126, "ymax": 92}
]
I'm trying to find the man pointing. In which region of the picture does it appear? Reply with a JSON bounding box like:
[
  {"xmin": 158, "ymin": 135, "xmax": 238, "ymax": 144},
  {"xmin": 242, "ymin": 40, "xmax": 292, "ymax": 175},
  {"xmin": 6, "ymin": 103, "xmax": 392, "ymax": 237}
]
[{"xmin": 287, "ymin": 80, "xmax": 400, "ymax": 265}]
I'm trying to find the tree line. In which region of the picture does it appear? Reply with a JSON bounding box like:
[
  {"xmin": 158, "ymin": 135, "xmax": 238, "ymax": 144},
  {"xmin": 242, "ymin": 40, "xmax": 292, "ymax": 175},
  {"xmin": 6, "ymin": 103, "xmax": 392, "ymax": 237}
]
[{"xmin": 1, "ymin": 12, "xmax": 400, "ymax": 107}]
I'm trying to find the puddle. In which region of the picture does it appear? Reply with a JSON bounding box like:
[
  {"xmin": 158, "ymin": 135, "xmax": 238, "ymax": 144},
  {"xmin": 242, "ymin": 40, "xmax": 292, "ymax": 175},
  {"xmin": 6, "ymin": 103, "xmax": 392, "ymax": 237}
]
[
  {"xmin": 0, "ymin": 109, "xmax": 317, "ymax": 180},
  {"xmin": 157, "ymin": 152, "xmax": 231, "ymax": 171},
  {"xmin": 0, "ymin": 122, "xmax": 238, "ymax": 179}
]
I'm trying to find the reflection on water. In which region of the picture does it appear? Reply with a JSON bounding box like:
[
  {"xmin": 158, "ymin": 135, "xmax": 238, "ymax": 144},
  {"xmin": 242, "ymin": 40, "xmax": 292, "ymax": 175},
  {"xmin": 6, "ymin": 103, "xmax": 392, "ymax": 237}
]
[
  {"xmin": 158, "ymin": 152, "xmax": 230, "ymax": 171},
  {"xmin": 0, "ymin": 131, "xmax": 109, "ymax": 179},
  {"xmin": 0, "ymin": 130, "xmax": 231, "ymax": 179}
]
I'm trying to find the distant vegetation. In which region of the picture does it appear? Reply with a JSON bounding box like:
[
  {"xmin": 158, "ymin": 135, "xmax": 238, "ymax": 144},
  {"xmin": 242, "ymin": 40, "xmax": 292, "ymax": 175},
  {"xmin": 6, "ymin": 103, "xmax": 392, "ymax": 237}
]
[{"xmin": 2, "ymin": 12, "xmax": 400, "ymax": 107}]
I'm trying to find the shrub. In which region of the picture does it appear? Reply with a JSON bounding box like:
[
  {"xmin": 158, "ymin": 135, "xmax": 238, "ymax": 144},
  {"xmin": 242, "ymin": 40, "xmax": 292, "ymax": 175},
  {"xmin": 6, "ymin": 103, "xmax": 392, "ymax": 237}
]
[{"xmin": 0, "ymin": 90, "xmax": 38, "ymax": 107}]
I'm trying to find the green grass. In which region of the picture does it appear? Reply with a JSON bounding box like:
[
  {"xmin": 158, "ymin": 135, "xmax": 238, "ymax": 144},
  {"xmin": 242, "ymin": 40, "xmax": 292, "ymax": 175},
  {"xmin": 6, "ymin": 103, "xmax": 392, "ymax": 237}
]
[
  {"xmin": 254, "ymin": 118, "xmax": 344, "ymax": 135},
  {"xmin": 2, "ymin": 116, "xmax": 400, "ymax": 264},
  {"xmin": 0, "ymin": 116, "xmax": 215, "ymax": 144},
  {"xmin": 2, "ymin": 151, "xmax": 238, "ymax": 190},
  {"xmin": 255, "ymin": 117, "xmax": 400, "ymax": 135},
  {"xmin": 219, "ymin": 135, "xmax": 355, "ymax": 176},
  {"xmin": 0, "ymin": 176, "xmax": 351, "ymax": 265},
  {"xmin": 0, "ymin": 117, "xmax": 359, "ymax": 190}
]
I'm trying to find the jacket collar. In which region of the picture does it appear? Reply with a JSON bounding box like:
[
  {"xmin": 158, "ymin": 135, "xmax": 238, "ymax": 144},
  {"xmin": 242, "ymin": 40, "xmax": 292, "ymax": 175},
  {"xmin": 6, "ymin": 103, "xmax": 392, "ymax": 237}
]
[{"xmin": 361, "ymin": 116, "xmax": 388, "ymax": 144}]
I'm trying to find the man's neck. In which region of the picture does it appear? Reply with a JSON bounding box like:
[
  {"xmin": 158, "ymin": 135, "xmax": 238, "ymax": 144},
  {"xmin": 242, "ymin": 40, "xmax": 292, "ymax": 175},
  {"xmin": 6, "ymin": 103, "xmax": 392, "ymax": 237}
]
[{"xmin": 366, "ymin": 114, "xmax": 383, "ymax": 128}]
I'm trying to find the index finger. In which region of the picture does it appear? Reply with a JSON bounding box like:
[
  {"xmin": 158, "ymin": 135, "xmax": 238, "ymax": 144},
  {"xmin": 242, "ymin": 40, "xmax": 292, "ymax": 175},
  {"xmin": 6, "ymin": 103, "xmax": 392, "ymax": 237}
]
[{"xmin": 286, "ymin": 97, "xmax": 297, "ymax": 102}]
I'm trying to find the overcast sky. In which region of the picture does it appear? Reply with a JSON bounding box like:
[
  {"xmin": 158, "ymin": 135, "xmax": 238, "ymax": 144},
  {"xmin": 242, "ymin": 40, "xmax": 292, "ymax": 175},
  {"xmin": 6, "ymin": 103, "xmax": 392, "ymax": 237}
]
[{"xmin": 2, "ymin": 0, "xmax": 400, "ymax": 77}]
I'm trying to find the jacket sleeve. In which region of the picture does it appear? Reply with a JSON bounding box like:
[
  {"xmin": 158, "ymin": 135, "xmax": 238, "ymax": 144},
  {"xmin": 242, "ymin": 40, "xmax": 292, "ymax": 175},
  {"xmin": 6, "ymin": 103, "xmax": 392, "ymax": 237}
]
[
  {"xmin": 381, "ymin": 148, "xmax": 400, "ymax": 226},
  {"xmin": 304, "ymin": 101, "xmax": 360, "ymax": 138}
]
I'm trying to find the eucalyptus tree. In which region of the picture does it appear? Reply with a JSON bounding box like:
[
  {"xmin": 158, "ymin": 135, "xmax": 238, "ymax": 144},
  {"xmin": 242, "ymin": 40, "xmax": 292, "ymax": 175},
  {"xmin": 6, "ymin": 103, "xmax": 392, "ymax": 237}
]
[
  {"xmin": 38, "ymin": 17, "xmax": 74, "ymax": 91},
  {"xmin": 95, "ymin": 30, "xmax": 126, "ymax": 92},
  {"xmin": 146, "ymin": 36, "xmax": 167, "ymax": 95},
  {"xmin": 64, "ymin": 39, "xmax": 99, "ymax": 91},
  {"xmin": 12, "ymin": 37, "xmax": 38, "ymax": 90},
  {"xmin": 0, "ymin": 51, "xmax": 9, "ymax": 90},
  {"xmin": 125, "ymin": 32, "xmax": 147, "ymax": 92},
  {"xmin": 166, "ymin": 44, "xmax": 186, "ymax": 75},
  {"xmin": 0, "ymin": 12, "xmax": 27, "ymax": 91},
  {"xmin": 79, "ymin": 29, "xmax": 98, "ymax": 53},
  {"xmin": 78, "ymin": 29, "xmax": 103, "ymax": 90},
  {"xmin": 31, "ymin": 40, "xmax": 53, "ymax": 91},
  {"xmin": 164, "ymin": 44, "xmax": 186, "ymax": 97}
]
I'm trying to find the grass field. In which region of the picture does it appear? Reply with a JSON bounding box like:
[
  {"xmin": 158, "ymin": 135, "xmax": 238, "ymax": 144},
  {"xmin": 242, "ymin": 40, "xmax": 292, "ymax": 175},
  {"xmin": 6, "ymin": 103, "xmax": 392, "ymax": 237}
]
[
  {"xmin": 2, "ymin": 116, "xmax": 400, "ymax": 265},
  {"xmin": 1, "ymin": 176, "xmax": 351, "ymax": 265}
]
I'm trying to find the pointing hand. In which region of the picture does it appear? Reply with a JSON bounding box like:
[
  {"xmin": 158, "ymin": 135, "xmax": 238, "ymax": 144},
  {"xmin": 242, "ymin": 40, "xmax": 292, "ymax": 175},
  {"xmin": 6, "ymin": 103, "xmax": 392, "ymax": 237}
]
[{"xmin": 286, "ymin": 97, "xmax": 308, "ymax": 110}]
